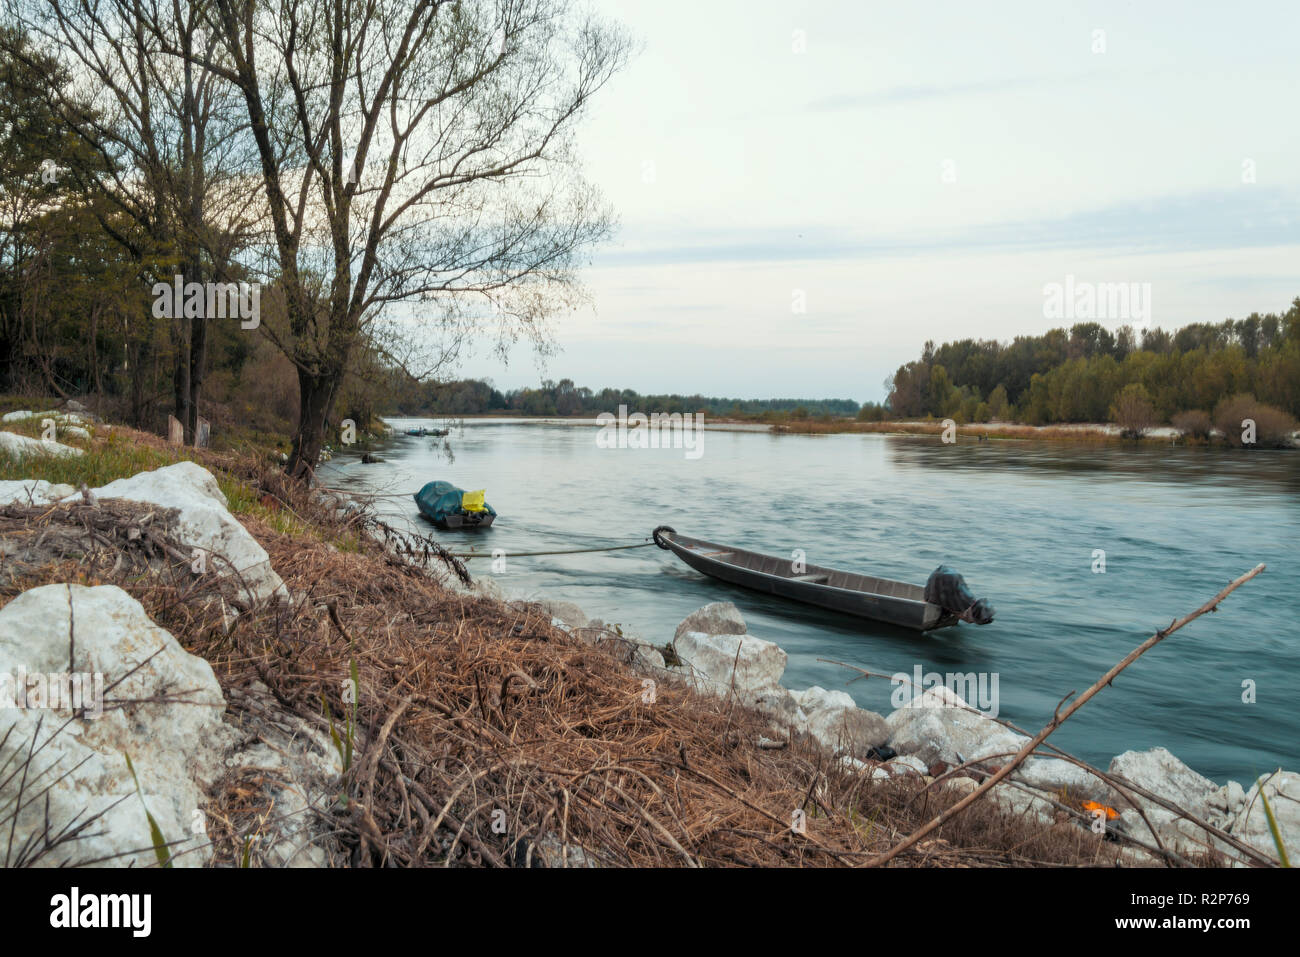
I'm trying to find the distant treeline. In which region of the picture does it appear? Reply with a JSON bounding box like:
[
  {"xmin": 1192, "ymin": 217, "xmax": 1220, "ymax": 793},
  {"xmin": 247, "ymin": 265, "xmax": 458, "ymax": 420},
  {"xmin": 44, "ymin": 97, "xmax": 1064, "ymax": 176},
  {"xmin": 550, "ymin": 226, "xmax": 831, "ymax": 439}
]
[
  {"xmin": 387, "ymin": 378, "xmax": 862, "ymax": 419},
  {"xmin": 886, "ymin": 300, "xmax": 1300, "ymax": 431}
]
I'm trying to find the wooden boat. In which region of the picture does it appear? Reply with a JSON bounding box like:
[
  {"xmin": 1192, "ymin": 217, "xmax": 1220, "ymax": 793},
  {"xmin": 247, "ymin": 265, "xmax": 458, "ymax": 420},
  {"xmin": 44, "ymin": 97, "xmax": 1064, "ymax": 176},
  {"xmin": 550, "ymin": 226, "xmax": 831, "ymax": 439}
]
[{"xmin": 652, "ymin": 526, "xmax": 963, "ymax": 632}]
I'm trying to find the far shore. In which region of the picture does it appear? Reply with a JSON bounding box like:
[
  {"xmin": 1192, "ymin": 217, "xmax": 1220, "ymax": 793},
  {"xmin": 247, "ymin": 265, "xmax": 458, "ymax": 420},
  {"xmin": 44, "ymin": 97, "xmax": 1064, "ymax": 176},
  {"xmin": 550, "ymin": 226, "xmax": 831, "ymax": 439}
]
[{"xmin": 380, "ymin": 413, "xmax": 1300, "ymax": 448}]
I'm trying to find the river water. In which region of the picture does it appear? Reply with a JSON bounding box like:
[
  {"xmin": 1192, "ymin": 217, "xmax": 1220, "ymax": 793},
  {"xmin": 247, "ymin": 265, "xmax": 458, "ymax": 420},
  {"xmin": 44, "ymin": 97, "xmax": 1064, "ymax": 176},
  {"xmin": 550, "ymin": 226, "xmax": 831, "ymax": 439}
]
[{"xmin": 322, "ymin": 418, "xmax": 1299, "ymax": 784}]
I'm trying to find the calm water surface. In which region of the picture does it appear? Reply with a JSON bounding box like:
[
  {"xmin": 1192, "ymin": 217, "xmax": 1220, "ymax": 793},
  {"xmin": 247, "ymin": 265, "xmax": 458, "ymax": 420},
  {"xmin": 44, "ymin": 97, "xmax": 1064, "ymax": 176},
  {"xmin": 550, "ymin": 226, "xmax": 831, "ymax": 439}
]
[{"xmin": 323, "ymin": 419, "xmax": 1299, "ymax": 784}]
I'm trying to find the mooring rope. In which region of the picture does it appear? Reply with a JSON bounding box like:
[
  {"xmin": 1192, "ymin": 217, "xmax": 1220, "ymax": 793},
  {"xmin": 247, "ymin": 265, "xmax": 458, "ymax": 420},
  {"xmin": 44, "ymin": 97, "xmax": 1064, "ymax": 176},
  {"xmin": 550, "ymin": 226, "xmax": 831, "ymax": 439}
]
[
  {"xmin": 443, "ymin": 539, "xmax": 657, "ymax": 559},
  {"xmin": 314, "ymin": 484, "xmax": 662, "ymax": 559}
]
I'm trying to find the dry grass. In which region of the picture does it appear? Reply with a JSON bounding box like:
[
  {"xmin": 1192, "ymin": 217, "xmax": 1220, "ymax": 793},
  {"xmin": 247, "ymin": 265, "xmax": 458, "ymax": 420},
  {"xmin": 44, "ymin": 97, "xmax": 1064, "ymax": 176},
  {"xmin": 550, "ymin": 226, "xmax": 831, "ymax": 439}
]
[{"xmin": 770, "ymin": 420, "xmax": 1131, "ymax": 444}]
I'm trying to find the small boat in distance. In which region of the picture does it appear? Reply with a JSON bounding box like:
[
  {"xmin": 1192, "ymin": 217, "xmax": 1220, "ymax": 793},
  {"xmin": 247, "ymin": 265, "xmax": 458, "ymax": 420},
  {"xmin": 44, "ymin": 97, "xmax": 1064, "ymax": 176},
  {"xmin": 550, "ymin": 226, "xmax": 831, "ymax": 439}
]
[
  {"xmin": 415, "ymin": 481, "xmax": 497, "ymax": 529},
  {"xmin": 652, "ymin": 526, "xmax": 992, "ymax": 632}
]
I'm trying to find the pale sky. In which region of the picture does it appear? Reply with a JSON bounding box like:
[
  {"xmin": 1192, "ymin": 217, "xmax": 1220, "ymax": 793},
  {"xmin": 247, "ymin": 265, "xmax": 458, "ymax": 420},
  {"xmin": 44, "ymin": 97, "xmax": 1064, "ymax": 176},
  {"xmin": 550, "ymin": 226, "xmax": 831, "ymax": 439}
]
[{"xmin": 459, "ymin": 0, "xmax": 1300, "ymax": 402}]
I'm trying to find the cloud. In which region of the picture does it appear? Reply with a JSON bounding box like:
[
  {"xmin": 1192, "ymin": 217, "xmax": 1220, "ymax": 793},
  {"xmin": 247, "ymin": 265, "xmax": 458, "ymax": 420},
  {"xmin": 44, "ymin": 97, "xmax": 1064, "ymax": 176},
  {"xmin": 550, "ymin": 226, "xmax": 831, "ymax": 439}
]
[{"xmin": 592, "ymin": 187, "xmax": 1300, "ymax": 269}]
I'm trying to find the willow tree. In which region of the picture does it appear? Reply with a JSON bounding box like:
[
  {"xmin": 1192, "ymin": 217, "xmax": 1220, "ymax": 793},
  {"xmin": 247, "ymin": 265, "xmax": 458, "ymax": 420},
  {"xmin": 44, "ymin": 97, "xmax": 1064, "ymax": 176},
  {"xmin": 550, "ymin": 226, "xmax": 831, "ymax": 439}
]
[{"xmin": 192, "ymin": 0, "xmax": 628, "ymax": 477}]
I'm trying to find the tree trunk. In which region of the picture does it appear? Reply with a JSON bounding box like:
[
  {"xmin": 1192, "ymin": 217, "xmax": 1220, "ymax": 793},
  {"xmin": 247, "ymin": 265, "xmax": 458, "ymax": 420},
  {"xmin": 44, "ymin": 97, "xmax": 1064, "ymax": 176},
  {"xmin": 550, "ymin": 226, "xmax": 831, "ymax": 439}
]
[
  {"xmin": 288, "ymin": 370, "xmax": 337, "ymax": 481},
  {"xmin": 172, "ymin": 311, "xmax": 191, "ymax": 442},
  {"xmin": 187, "ymin": 311, "xmax": 206, "ymax": 440}
]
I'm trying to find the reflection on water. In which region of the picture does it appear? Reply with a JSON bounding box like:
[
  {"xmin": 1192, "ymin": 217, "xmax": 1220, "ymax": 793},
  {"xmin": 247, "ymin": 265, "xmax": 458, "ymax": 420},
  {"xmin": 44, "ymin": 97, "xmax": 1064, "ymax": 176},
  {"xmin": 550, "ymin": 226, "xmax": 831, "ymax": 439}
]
[{"xmin": 322, "ymin": 421, "xmax": 1300, "ymax": 784}]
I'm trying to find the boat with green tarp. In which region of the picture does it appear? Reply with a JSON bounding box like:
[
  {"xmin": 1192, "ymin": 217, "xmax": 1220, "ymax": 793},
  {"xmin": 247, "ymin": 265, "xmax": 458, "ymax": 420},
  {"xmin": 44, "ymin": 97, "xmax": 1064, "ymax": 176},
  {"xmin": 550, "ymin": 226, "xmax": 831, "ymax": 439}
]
[{"xmin": 414, "ymin": 481, "xmax": 497, "ymax": 529}]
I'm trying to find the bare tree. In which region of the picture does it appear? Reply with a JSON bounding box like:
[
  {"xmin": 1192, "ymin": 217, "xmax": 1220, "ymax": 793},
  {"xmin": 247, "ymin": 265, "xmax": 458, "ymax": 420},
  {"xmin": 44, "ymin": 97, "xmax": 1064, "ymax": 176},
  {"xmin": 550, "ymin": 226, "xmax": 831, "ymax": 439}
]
[{"xmin": 188, "ymin": 0, "xmax": 630, "ymax": 476}]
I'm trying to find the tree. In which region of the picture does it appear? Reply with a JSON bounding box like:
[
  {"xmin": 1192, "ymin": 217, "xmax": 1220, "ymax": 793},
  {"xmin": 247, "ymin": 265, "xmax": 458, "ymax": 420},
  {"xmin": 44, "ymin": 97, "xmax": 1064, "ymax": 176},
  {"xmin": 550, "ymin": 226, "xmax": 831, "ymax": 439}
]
[
  {"xmin": 1110, "ymin": 382, "xmax": 1156, "ymax": 438},
  {"xmin": 8, "ymin": 0, "xmax": 254, "ymax": 440},
  {"xmin": 192, "ymin": 0, "xmax": 630, "ymax": 478},
  {"xmin": 986, "ymin": 383, "xmax": 1010, "ymax": 420}
]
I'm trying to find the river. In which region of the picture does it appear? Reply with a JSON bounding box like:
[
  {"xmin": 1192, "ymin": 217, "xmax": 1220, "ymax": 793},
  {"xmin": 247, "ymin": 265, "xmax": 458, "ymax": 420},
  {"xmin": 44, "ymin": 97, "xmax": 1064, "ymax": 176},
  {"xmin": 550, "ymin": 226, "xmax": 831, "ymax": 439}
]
[{"xmin": 321, "ymin": 417, "xmax": 1299, "ymax": 785}]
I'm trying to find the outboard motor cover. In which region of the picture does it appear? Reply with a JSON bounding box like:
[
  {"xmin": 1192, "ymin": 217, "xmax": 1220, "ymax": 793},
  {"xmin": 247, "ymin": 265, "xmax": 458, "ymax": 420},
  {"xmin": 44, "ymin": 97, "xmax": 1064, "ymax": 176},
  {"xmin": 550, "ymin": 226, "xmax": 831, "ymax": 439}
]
[{"xmin": 924, "ymin": 565, "xmax": 995, "ymax": 624}]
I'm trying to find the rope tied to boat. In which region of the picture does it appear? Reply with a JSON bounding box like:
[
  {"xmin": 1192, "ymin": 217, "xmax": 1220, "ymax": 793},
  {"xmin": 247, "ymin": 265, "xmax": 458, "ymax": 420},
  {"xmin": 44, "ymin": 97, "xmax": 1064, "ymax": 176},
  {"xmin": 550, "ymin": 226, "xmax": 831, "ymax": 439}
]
[{"xmin": 444, "ymin": 538, "xmax": 659, "ymax": 559}]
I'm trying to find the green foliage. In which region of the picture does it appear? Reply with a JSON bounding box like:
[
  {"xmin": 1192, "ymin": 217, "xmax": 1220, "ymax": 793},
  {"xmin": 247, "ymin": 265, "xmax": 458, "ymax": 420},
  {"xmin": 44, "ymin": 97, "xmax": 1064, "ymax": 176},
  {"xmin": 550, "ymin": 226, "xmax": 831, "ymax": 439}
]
[
  {"xmin": 1259, "ymin": 784, "xmax": 1292, "ymax": 867},
  {"xmin": 0, "ymin": 427, "xmax": 181, "ymax": 486},
  {"xmin": 122, "ymin": 752, "xmax": 173, "ymax": 868},
  {"xmin": 323, "ymin": 660, "xmax": 360, "ymax": 807},
  {"xmin": 886, "ymin": 299, "xmax": 1300, "ymax": 427}
]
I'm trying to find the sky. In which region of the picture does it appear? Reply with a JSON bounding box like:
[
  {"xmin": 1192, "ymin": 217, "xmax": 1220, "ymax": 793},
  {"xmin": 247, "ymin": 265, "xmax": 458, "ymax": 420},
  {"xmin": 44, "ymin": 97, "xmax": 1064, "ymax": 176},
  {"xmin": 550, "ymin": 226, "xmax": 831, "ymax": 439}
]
[{"xmin": 456, "ymin": 0, "xmax": 1300, "ymax": 403}]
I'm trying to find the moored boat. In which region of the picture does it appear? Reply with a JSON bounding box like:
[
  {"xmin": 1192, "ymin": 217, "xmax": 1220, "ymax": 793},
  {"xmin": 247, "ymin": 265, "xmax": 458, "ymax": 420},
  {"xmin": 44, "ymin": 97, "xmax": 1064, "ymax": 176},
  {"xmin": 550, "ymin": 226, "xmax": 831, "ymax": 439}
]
[
  {"xmin": 415, "ymin": 481, "xmax": 497, "ymax": 529},
  {"xmin": 651, "ymin": 526, "xmax": 992, "ymax": 632}
]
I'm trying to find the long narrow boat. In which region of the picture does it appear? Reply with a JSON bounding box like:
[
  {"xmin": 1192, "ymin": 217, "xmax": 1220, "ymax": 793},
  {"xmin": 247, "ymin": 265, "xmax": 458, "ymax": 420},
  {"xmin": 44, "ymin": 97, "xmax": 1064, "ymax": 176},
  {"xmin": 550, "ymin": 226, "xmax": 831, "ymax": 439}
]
[{"xmin": 652, "ymin": 526, "xmax": 973, "ymax": 632}]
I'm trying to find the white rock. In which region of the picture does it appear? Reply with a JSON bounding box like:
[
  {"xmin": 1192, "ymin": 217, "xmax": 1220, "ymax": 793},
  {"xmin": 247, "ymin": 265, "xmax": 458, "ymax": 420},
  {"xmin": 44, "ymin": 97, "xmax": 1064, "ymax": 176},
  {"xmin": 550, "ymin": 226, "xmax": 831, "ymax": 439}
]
[
  {"xmin": 838, "ymin": 756, "xmax": 870, "ymax": 775},
  {"xmin": 886, "ymin": 688, "xmax": 1028, "ymax": 768},
  {"xmin": 62, "ymin": 462, "xmax": 287, "ymax": 607},
  {"xmin": 1118, "ymin": 807, "xmax": 1235, "ymax": 861},
  {"xmin": 1215, "ymin": 780, "xmax": 1247, "ymax": 817},
  {"xmin": 892, "ymin": 755, "xmax": 930, "ymax": 776},
  {"xmin": 791, "ymin": 685, "xmax": 856, "ymax": 713},
  {"xmin": 0, "ymin": 431, "xmax": 83, "ymax": 459},
  {"xmin": 470, "ymin": 576, "xmax": 506, "ymax": 601},
  {"xmin": 806, "ymin": 703, "xmax": 890, "ymax": 756},
  {"xmin": 1231, "ymin": 770, "xmax": 1300, "ymax": 865},
  {"xmin": 0, "ymin": 584, "xmax": 230, "ymax": 867},
  {"xmin": 63, "ymin": 426, "xmax": 91, "ymax": 441},
  {"xmin": 535, "ymin": 599, "xmax": 588, "ymax": 629},
  {"xmin": 1016, "ymin": 756, "xmax": 1110, "ymax": 803},
  {"xmin": 944, "ymin": 776, "xmax": 980, "ymax": 797},
  {"xmin": 868, "ymin": 755, "xmax": 927, "ymax": 782},
  {"xmin": 988, "ymin": 783, "xmax": 1057, "ymax": 828},
  {"xmin": 0, "ymin": 410, "xmax": 33, "ymax": 422},
  {"xmin": 0, "ymin": 480, "xmax": 77, "ymax": 505},
  {"xmin": 674, "ymin": 602, "xmax": 747, "ymax": 641},
  {"xmin": 221, "ymin": 682, "xmax": 341, "ymax": 867},
  {"xmin": 1106, "ymin": 747, "xmax": 1222, "ymax": 823},
  {"xmin": 672, "ymin": 630, "xmax": 786, "ymax": 700},
  {"xmin": 631, "ymin": 643, "xmax": 667, "ymax": 672},
  {"xmin": 751, "ymin": 686, "xmax": 808, "ymax": 727}
]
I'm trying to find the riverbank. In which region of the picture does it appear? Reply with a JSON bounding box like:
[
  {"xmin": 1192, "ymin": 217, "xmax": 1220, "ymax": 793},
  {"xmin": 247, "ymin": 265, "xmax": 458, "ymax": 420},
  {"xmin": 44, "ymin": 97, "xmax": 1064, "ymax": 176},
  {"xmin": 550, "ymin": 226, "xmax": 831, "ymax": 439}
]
[{"xmin": 1, "ymin": 406, "xmax": 1294, "ymax": 867}]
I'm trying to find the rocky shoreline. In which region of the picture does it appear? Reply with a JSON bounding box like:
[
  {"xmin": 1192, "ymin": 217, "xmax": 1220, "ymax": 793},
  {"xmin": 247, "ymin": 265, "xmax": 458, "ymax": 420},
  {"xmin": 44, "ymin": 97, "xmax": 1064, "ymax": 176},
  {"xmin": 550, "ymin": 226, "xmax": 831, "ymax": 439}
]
[
  {"xmin": 519, "ymin": 594, "xmax": 1296, "ymax": 867},
  {"xmin": 0, "ymin": 430, "xmax": 1295, "ymax": 866}
]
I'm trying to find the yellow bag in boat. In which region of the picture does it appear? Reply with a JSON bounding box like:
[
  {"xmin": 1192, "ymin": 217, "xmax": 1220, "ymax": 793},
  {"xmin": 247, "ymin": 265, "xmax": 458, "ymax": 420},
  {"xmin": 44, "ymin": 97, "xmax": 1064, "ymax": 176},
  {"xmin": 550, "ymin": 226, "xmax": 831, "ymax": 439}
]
[{"xmin": 461, "ymin": 489, "xmax": 487, "ymax": 512}]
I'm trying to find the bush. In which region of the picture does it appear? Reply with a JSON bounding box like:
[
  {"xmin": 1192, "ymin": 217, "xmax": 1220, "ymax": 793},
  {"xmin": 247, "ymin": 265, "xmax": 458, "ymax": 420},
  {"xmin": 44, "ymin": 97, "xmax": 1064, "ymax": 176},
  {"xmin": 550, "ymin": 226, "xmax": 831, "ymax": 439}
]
[
  {"xmin": 1171, "ymin": 409, "xmax": 1212, "ymax": 440},
  {"xmin": 1213, "ymin": 394, "xmax": 1299, "ymax": 448},
  {"xmin": 1110, "ymin": 383, "xmax": 1156, "ymax": 438}
]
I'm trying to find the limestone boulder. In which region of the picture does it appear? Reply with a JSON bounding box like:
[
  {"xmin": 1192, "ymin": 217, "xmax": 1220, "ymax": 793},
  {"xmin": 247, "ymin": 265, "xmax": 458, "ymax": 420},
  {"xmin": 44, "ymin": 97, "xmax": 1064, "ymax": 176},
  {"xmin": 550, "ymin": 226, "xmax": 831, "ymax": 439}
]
[
  {"xmin": 62, "ymin": 462, "xmax": 287, "ymax": 607},
  {"xmin": 1231, "ymin": 770, "xmax": 1300, "ymax": 865},
  {"xmin": 0, "ymin": 585, "xmax": 230, "ymax": 867},
  {"xmin": 674, "ymin": 602, "xmax": 747, "ymax": 641},
  {"xmin": 672, "ymin": 630, "xmax": 787, "ymax": 699},
  {"xmin": 0, "ymin": 431, "xmax": 83, "ymax": 459}
]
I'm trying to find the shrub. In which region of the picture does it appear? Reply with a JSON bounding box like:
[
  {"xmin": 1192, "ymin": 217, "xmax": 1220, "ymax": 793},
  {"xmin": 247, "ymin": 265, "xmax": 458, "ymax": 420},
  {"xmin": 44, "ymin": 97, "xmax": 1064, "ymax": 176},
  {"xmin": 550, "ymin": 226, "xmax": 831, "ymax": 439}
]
[
  {"xmin": 1214, "ymin": 394, "xmax": 1299, "ymax": 448},
  {"xmin": 1110, "ymin": 383, "xmax": 1156, "ymax": 438},
  {"xmin": 1170, "ymin": 409, "xmax": 1212, "ymax": 440}
]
